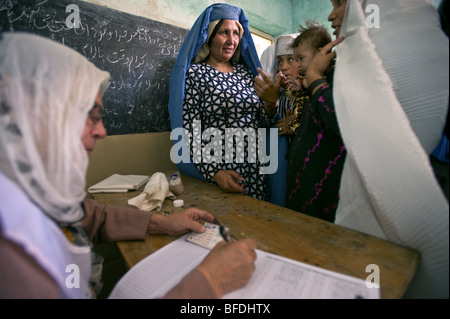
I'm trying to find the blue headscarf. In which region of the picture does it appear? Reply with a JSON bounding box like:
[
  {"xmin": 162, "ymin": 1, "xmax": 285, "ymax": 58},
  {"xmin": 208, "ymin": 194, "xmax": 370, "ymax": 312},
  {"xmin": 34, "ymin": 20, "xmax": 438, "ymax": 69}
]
[{"xmin": 168, "ymin": 3, "xmax": 261, "ymax": 180}]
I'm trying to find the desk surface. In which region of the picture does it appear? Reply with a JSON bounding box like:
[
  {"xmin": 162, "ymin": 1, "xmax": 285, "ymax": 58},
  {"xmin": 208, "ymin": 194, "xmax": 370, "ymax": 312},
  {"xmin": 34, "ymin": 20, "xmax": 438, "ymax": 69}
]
[{"xmin": 93, "ymin": 171, "xmax": 419, "ymax": 299}]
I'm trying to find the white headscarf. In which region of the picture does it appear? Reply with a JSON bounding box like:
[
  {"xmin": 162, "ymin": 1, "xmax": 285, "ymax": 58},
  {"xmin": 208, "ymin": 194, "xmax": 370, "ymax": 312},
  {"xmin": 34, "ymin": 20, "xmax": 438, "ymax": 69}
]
[
  {"xmin": 260, "ymin": 43, "xmax": 275, "ymax": 75},
  {"xmin": 268, "ymin": 34, "xmax": 298, "ymax": 77},
  {"xmin": 0, "ymin": 32, "xmax": 110, "ymax": 224},
  {"xmin": 333, "ymin": 0, "xmax": 449, "ymax": 298}
]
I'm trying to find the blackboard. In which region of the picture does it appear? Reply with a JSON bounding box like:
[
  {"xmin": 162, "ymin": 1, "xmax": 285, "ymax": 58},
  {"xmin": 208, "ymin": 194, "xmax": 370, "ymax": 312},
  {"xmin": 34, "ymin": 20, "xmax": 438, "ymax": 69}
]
[{"xmin": 0, "ymin": 0, "xmax": 189, "ymax": 135}]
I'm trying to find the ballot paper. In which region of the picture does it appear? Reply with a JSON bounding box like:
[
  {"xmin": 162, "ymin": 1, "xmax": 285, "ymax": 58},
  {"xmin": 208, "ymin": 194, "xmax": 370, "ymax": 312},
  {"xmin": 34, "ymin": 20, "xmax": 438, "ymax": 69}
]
[
  {"xmin": 186, "ymin": 222, "xmax": 224, "ymax": 249},
  {"xmin": 109, "ymin": 234, "xmax": 380, "ymax": 299},
  {"xmin": 87, "ymin": 174, "xmax": 149, "ymax": 193}
]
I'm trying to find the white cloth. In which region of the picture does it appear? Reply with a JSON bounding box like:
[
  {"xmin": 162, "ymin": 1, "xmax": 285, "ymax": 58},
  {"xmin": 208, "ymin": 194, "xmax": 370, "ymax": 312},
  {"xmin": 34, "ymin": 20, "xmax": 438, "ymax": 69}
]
[
  {"xmin": 0, "ymin": 173, "xmax": 92, "ymax": 298},
  {"xmin": 88, "ymin": 174, "xmax": 150, "ymax": 193},
  {"xmin": 334, "ymin": 0, "xmax": 449, "ymax": 298},
  {"xmin": 260, "ymin": 44, "xmax": 275, "ymax": 77},
  {"xmin": 128, "ymin": 173, "xmax": 175, "ymax": 212},
  {"xmin": 274, "ymin": 34, "xmax": 297, "ymax": 57},
  {"xmin": 0, "ymin": 32, "xmax": 110, "ymax": 224}
]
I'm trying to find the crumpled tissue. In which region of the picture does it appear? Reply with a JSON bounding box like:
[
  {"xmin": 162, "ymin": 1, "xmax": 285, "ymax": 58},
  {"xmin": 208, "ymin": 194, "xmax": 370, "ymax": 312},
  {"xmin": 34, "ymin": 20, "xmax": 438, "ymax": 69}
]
[{"xmin": 128, "ymin": 172, "xmax": 175, "ymax": 211}]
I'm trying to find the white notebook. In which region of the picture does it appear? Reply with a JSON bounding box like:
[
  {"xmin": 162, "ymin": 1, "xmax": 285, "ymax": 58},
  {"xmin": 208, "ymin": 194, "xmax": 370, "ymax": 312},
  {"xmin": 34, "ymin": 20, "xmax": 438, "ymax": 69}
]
[
  {"xmin": 88, "ymin": 174, "xmax": 149, "ymax": 193},
  {"xmin": 109, "ymin": 234, "xmax": 380, "ymax": 299}
]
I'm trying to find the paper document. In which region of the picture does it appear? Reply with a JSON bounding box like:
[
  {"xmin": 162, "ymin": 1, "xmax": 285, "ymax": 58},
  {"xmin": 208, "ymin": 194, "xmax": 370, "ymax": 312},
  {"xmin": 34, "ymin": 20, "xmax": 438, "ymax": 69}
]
[
  {"xmin": 186, "ymin": 222, "xmax": 224, "ymax": 249},
  {"xmin": 109, "ymin": 234, "xmax": 380, "ymax": 299}
]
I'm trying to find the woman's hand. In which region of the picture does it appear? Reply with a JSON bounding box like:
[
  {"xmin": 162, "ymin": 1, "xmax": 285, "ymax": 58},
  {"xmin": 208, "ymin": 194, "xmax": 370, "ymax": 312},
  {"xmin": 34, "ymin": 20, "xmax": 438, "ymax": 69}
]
[
  {"xmin": 254, "ymin": 68, "xmax": 281, "ymax": 105},
  {"xmin": 196, "ymin": 238, "xmax": 258, "ymax": 297},
  {"xmin": 147, "ymin": 207, "xmax": 215, "ymax": 236},
  {"xmin": 286, "ymin": 76, "xmax": 303, "ymax": 92},
  {"xmin": 212, "ymin": 170, "xmax": 246, "ymax": 194},
  {"xmin": 276, "ymin": 111, "xmax": 295, "ymax": 136},
  {"xmin": 306, "ymin": 37, "xmax": 344, "ymax": 94}
]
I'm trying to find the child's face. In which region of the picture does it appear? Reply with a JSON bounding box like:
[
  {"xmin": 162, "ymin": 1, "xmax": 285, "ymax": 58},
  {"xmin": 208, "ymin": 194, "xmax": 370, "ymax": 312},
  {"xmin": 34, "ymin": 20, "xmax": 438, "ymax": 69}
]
[
  {"xmin": 293, "ymin": 43, "xmax": 317, "ymax": 74},
  {"xmin": 277, "ymin": 55, "xmax": 300, "ymax": 78}
]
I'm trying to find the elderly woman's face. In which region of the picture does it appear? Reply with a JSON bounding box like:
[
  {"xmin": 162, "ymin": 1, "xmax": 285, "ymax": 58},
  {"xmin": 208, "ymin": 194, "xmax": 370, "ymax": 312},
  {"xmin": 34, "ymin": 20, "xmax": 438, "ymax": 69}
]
[
  {"xmin": 209, "ymin": 19, "xmax": 240, "ymax": 63},
  {"xmin": 277, "ymin": 55, "xmax": 300, "ymax": 78},
  {"xmin": 328, "ymin": 0, "xmax": 348, "ymax": 38},
  {"xmin": 81, "ymin": 91, "xmax": 107, "ymax": 156}
]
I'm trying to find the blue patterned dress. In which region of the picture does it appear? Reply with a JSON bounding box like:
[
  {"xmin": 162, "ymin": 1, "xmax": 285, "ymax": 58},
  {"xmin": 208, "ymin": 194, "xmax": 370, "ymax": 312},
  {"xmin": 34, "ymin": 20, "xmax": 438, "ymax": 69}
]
[{"xmin": 183, "ymin": 62, "xmax": 274, "ymax": 200}]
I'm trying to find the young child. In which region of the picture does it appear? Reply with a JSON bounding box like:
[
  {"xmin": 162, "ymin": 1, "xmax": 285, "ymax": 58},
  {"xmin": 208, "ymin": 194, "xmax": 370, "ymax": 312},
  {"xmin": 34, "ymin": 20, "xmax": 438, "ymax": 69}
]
[
  {"xmin": 287, "ymin": 21, "xmax": 333, "ymax": 134},
  {"xmin": 285, "ymin": 21, "xmax": 345, "ymax": 223}
]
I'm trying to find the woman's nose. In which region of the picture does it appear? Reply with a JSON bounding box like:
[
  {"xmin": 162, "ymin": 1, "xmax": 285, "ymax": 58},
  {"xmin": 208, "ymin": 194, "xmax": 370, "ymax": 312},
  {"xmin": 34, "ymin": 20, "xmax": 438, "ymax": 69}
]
[
  {"xmin": 94, "ymin": 121, "xmax": 107, "ymax": 139},
  {"xmin": 328, "ymin": 9, "xmax": 335, "ymax": 22}
]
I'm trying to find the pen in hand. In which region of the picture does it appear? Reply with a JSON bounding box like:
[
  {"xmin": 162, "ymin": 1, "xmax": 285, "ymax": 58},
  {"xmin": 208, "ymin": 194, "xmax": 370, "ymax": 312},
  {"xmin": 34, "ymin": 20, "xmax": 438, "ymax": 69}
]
[
  {"xmin": 220, "ymin": 225, "xmax": 233, "ymax": 243},
  {"xmin": 212, "ymin": 217, "xmax": 233, "ymax": 243}
]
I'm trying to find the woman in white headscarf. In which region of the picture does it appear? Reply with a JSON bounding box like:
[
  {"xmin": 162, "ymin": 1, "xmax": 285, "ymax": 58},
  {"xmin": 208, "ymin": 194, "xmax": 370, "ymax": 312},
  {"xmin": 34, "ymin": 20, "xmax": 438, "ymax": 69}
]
[
  {"xmin": 272, "ymin": 34, "xmax": 300, "ymax": 125},
  {"xmin": 258, "ymin": 34, "xmax": 300, "ymax": 207},
  {"xmin": 316, "ymin": 0, "xmax": 449, "ymax": 298},
  {"xmin": 0, "ymin": 31, "xmax": 112, "ymax": 298},
  {"xmin": 0, "ymin": 32, "xmax": 257, "ymax": 298}
]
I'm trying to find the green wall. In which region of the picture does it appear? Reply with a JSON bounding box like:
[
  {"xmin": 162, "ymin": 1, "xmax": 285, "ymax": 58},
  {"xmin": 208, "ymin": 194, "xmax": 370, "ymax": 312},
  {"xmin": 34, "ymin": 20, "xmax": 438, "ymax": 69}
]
[
  {"xmin": 292, "ymin": 0, "xmax": 334, "ymax": 36},
  {"xmin": 84, "ymin": 0, "xmax": 334, "ymax": 39},
  {"xmin": 84, "ymin": 0, "xmax": 444, "ymax": 40},
  {"xmin": 190, "ymin": 0, "xmax": 335, "ymax": 38}
]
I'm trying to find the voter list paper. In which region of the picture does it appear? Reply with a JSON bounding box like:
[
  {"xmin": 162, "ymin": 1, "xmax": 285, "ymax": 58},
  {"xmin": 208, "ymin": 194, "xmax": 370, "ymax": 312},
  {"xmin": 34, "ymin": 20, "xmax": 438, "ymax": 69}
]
[{"xmin": 109, "ymin": 234, "xmax": 380, "ymax": 299}]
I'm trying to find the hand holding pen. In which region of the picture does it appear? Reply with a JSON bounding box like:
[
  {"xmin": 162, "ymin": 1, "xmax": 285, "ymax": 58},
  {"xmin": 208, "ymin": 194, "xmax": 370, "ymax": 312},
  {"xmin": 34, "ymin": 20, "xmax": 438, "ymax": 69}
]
[
  {"xmin": 220, "ymin": 225, "xmax": 233, "ymax": 243},
  {"xmin": 196, "ymin": 221, "xmax": 257, "ymax": 297},
  {"xmin": 212, "ymin": 217, "xmax": 233, "ymax": 243}
]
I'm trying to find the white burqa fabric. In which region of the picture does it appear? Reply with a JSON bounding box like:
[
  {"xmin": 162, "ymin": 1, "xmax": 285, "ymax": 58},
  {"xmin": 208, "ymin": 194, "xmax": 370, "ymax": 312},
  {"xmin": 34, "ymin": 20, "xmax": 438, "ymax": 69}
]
[
  {"xmin": 334, "ymin": 0, "xmax": 449, "ymax": 298},
  {"xmin": 260, "ymin": 43, "xmax": 275, "ymax": 76}
]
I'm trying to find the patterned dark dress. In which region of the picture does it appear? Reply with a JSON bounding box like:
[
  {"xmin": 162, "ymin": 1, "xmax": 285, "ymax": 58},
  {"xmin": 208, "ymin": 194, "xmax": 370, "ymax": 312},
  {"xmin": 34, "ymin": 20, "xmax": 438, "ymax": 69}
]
[
  {"xmin": 285, "ymin": 74, "xmax": 347, "ymax": 222},
  {"xmin": 183, "ymin": 62, "xmax": 274, "ymax": 201}
]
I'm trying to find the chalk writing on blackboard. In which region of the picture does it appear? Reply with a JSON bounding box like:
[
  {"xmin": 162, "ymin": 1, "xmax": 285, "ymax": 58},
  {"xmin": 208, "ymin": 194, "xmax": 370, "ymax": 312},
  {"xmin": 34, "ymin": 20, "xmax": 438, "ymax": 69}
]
[{"xmin": 0, "ymin": 0, "xmax": 188, "ymax": 135}]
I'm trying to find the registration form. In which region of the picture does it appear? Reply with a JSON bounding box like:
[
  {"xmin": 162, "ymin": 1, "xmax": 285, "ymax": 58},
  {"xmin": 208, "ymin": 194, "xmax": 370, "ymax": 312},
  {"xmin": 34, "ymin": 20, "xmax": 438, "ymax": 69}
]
[{"xmin": 109, "ymin": 233, "xmax": 380, "ymax": 299}]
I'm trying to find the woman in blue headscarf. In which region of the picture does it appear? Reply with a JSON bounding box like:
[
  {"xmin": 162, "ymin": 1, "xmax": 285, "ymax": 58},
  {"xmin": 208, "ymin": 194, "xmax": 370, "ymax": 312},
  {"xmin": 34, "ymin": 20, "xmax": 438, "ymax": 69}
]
[{"xmin": 169, "ymin": 3, "xmax": 278, "ymax": 201}]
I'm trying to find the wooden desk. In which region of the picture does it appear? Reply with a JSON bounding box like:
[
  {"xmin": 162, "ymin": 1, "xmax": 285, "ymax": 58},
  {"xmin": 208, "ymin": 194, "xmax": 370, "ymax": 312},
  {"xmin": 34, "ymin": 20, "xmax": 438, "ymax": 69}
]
[{"xmin": 93, "ymin": 171, "xmax": 419, "ymax": 299}]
